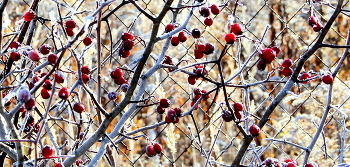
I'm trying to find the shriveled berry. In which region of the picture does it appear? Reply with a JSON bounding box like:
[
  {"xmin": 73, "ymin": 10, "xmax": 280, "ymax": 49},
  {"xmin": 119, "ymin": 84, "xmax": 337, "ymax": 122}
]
[
  {"xmin": 26, "ymin": 115, "xmax": 34, "ymax": 125},
  {"xmin": 230, "ymin": 23, "xmax": 244, "ymax": 35},
  {"xmin": 249, "ymin": 124, "xmax": 261, "ymax": 136},
  {"xmin": 271, "ymin": 46, "xmax": 281, "ymax": 56},
  {"xmin": 163, "ymin": 55, "xmax": 172, "ymax": 64},
  {"xmin": 322, "ymin": 74, "xmax": 333, "ymax": 84},
  {"xmin": 171, "ymin": 36, "xmax": 180, "ymax": 46},
  {"xmin": 178, "ymin": 31, "xmax": 188, "ymax": 42},
  {"xmin": 83, "ymin": 37, "xmax": 93, "ymax": 46},
  {"xmin": 39, "ymin": 44, "xmax": 52, "ymax": 55},
  {"xmin": 58, "ymin": 87, "xmax": 70, "ymax": 100},
  {"xmin": 153, "ymin": 143, "xmax": 162, "ymax": 153},
  {"xmin": 28, "ymin": 49, "xmax": 40, "ymax": 62},
  {"xmin": 165, "ymin": 24, "xmax": 175, "ymax": 33},
  {"xmin": 146, "ymin": 145, "xmax": 156, "ymax": 157},
  {"xmin": 210, "ymin": 4, "xmax": 220, "ymax": 15},
  {"xmin": 204, "ymin": 17, "xmax": 213, "ymax": 26},
  {"xmin": 10, "ymin": 52, "xmax": 21, "ymax": 61},
  {"xmin": 73, "ymin": 103, "xmax": 85, "ymax": 113},
  {"xmin": 65, "ymin": 20, "xmax": 76, "ymax": 28},
  {"xmin": 42, "ymin": 145, "xmax": 55, "ymax": 158},
  {"xmin": 281, "ymin": 67, "xmax": 293, "ymax": 77},
  {"xmin": 199, "ymin": 7, "xmax": 210, "ymax": 17},
  {"xmin": 159, "ymin": 98, "xmax": 170, "ymax": 108},
  {"xmin": 81, "ymin": 66, "xmax": 90, "ymax": 74},
  {"xmin": 120, "ymin": 83, "xmax": 129, "ymax": 92},
  {"xmin": 23, "ymin": 10, "xmax": 36, "ymax": 21},
  {"xmin": 225, "ymin": 33, "xmax": 237, "ymax": 44},
  {"xmin": 41, "ymin": 88, "xmax": 51, "ymax": 99},
  {"xmin": 281, "ymin": 59, "xmax": 293, "ymax": 68},
  {"xmin": 47, "ymin": 53, "xmax": 58, "ymax": 64},
  {"xmin": 192, "ymin": 28, "xmax": 201, "ymax": 38},
  {"xmin": 108, "ymin": 91, "xmax": 118, "ymax": 101}
]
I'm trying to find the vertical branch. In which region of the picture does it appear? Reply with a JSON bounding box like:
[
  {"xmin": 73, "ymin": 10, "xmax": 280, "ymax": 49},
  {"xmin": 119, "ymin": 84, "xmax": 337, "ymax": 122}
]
[{"xmin": 96, "ymin": 1, "xmax": 103, "ymax": 124}]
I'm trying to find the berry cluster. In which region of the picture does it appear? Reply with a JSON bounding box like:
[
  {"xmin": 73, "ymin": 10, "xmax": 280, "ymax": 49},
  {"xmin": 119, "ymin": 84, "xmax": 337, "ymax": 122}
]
[
  {"xmin": 81, "ymin": 65, "xmax": 91, "ymax": 84},
  {"xmin": 257, "ymin": 46, "xmax": 281, "ymax": 70},
  {"xmin": 65, "ymin": 19, "xmax": 77, "ymax": 37},
  {"xmin": 187, "ymin": 64, "xmax": 208, "ymax": 85},
  {"xmin": 165, "ymin": 108, "xmax": 182, "ymax": 123},
  {"xmin": 280, "ymin": 59, "xmax": 293, "ymax": 77},
  {"xmin": 171, "ymin": 31, "xmax": 188, "ymax": 46},
  {"xmin": 23, "ymin": 114, "xmax": 40, "ymax": 133},
  {"xmin": 146, "ymin": 143, "xmax": 163, "ymax": 157},
  {"xmin": 198, "ymin": 5, "xmax": 220, "ymax": 27},
  {"xmin": 162, "ymin": 55, "xmax": 176, "ymax": 72},
  {"xmin": 110, "ymin": 68, "xmax": 128, "ymax": 85},
  {"xmin": 119, "ymin": 32, "xmax": 135, "ymax": 58},
  {"xmin": 190, "ymin": 88, "xmax": 211, "ymax": 110},
  {"xmin": 308, "ymin": 16, "xmax": 323, "ymax": 32},
  {"xmin": 221, "ymin": 102, "xmax": 244, "ymax": 122},
  {"xmin": 194, "ymin": 42, "xmax": 215, "ymax": 59}
]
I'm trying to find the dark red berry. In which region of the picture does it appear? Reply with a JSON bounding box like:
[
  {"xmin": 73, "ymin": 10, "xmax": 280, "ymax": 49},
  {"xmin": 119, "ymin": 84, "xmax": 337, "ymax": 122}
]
[
  {"xmin": 165, "ymin": 24, "xmax": 175, "ymax": 33},
  {"xmin": 298, "ymin": 72, "xmax": 312, "ymax": 84},
  {"xmin": 119, "ymin": 48, "xmax": 131, "ymax": 58},
  {"xmin": 111, "ymin": 69, "xmax": 123, "ymax": 79},
  {"xmin": 42, "ymin": 145, "xmax": 55, "ymax": 158},
  {"xmin": 25, "ymin": 98, "xmax": 36, "ymax": 110},
  {"xmin": 54, "ymin": 163, "xmax": 64, "ymax": 167},
  {"xmin": 304, "ymin": 162, "xmax": 318, "ymax": 167},
  {"xmin": 260, "ymin": 48, "xmax": 276, "ymax": 64},
  {"xmin": 222, "ymin": 110, "xmax": 233, "ymax": 122},
  {"xmin": 171, "ymin": 36, "xmax": 180, "ymax": 46},
  {"xmin": 108, "ymin": 91, "xmax": 118, "ymax": 101},
  {"xmin": 66, "ymin": 28, "xmax": 74, "ymax": 37},
  {"xmin": 174, "ymin": 107, "xmax": 182, "ymax": 117},
  {"xmin": 192, "ymin": 28, "xmax": 201, "ymax": 38},
  {"xmin": 178, "ymin": 31, "xmax": 188, "ymax": 42},
  {"xmin": 284, "ymin": 159, "xmax": 297, "ymax": 165},
  {"xmin": 281, "ymin": 59, "xmax": 293, "ymax": 68},
  {"xmin": 322, "ymin": 74, "xmax": 333, "ymax": 84},
  {"xmin": 271, "ymin": 46, "xmax": 281, "ymax": 56},
  {"xmin": 79, "ymin": 132, "xmax": 85, "ymax": 140},
  {"xmin": 10, "ymin": 52, "xmax": 21, "ymax": 61},
  {"xmin": 249, "ymin": 124, "xmax": 261, "ymax": 136},
  {"xmin": 165, "ymin": 115, "xmax": 172, "ymax": 123},
  {"xmin": 47, "ymin": 53, "xmax": 58, "ymax": 64},
  {"xmin": 83, "ymin": 37, "xmax": 93, "ymax": 46},
  {"xmin": 10, "ymin": 41, "xmax": 20, "ymax": 49},
  {"xmin": 23, "ymin": 10, "xmax": 36, "ymax": 21},
  {"xmin": 167, "ymin": 109, "xmax": 177, "ymax": 121},
  {"xmin": 308, "ymin": 16, "xmax": 317, "ymax": 26},
  {"xmin": 55, "ymin": 72, "xmax": 65, "ymax": 83},
  {"xmin": 204, "ymin": 43, "xmax": 215, "ymax": 55},
  {"xmin": 26, "ymin": 115, "xmax": 35, "ymax": 125},
  {"xmin": 225, "ymin": 33, "xmax": 237, "ymax": 44},
  {"xmin": 194, "ymin": 49, "xmax": 204, "ymax": 59},
  {"xmin": 41, "ymin": 88, "xmax": 51, "ymax": 99},
  {"xmin": 28, "ymin": 49, "xmax": 40, "ymax": 62},
  {"xmin": 39, "ymin": 44, "xmax": 51, "ymax": 55},
  {"xmin": 159, "ymin": 98, "xmax": 170, "ymax": 108},
  {"xmin": 153, "ymin": 143, "xmax": 162, "ymax": 153},
  {"xmin": 210, "ymin": 4, "xmax": 220, "ymax": 15},
  {"xmin": 313, "ymin": 22, "xmax": 323, "ymax": 32},
  {"xmin": 82, "ymin": 74, "xmax": 90, "ymax": 83},
  {"xmin": 230, "ymin": 23, "xmax": 244, "ymax": 35},
  {"xmin": 204, "ymin": 17, "xmax": 213, "ymax": 26},
  {"xmin": 156, "ymin": 105, "xmax": 165, "ymax": 114},
  {"xmin": 58, "ymin": 87, "xmax": 70, "ymax": 100},
  {"xmin": 122, "ymin": 32, "xmax": 134, "ymax": 41},
  {"xmin": 188, "ymin": 75, "xmax": 197, "ymax": 85},
  {"xmin": 257, "ymin": 59, "xmax": 267, "ymax": 71},
  {"xmin": 81, "ymin": 66, "xmax": 90, "ymax": 74},
  {"xmin": 281, "ymin": 67, "xmax": 293, "ymax": 77},
  {"xmin": 114, "ymin": 77, "xmax": 128, "ymax": 85},
  {"xmin": 146, "ymin": 145, "xmax": 156, "ymax": 157},
  {"xmin": 190, "ymin": 101, "xmax": 199, "ymax": 110},
  {"xmin": 196, "ymin": 43, "xmax": 206, "ymax": 53},
  {"xmin": 199, "ymin": 7, "xmax": 210, "ymax": 17},
  {"xmin": 286, "ymin": 162, "xmax": 298, "ymax": 167},
  {"xmin": 234, "ymin": 111, "xmax": 243, "ymax": 120},
  {"xmin": 122, "ymin": 39, "xmax": 134, "ymax": 50},
  {"xmin": 233, "ymin": 102, "xmax": 244, "ymax": 112},
  {"xmin": 73, "ymin": 103, "xmax": 85, "ymax": 113},
  {"xmin": 163, "ymin": 55, "xmax": 173, "ymax": 64},
  {"xmin": 76, "ymin": 159, "xmax": 84, "ymax": 166},
  {"xmin": 201, "ymin": 89, "xmax": 210, "ymax": 100},
  {"xmin": 65, "ymin": 20, "xmax": 76, "ymax": 28}
]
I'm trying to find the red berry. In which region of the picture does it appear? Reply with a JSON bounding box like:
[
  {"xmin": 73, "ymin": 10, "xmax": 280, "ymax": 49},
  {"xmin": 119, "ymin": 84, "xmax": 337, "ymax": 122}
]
[
  {"xmin": 156, "ymin": 105, "xmax": 165, "ymax": 114},
  {"xmin": 82, "ymin": 74, "xmax": 90, "ymax": 83},
  {"xmin": 192, "ymin": 28, "xmax": 201, "ymax": 38},
  {"xmin": 210, "ymin": 4, "xmax": 220, "ymax": 15},
  {"xmin": 171, "ymin": 36, "xmax": 180, "ymax": 46},
  {"xmin": 178, "ymin": 31, "xmax": 188, "ymax": 42},
  {"xmin": 55, "ymin": 72, "xmax": 65, "ymax": 83},
  {"xmin": 79, "ymin": 132, "xmax": 85, "ymax": 140},
  {"xmin": 225, "ymin": 33, "xmax": 237, "ymax": 44},
  {"xmin": 249, "ymin": 124, "xmax": 261, "ymax": 136},
  {"xmin": 167, "ymin": 109, "xmax": 177, "ymax": 121},
  {"xmin": 159, "ymin": 98, "xmax": 170, "ymax": 108},
  {"xmin": 230, "ymin": 23, "xmax": 244, "ymax": 35},
  {"xmin": 222, "ymin": 110, "xmax": 233, "ymax": 122},
  {"xmin": 163, "ymin": 55, "xmax": 173, "ymax": 64},
  {"xmin": 28, "ymin": 49, "xmax": 40, "ymax": 62},
  {"xmin": 165, "ymin": 24, "xmax": 175, "ymax": 33},
  {"xmin": 257, "ymin": 59, "xmax": 267, "ymax": 71},
  {"xmin": 23, "ymin": 10, "xmax": 36, "ymax": 21},
  {"xmin": 10, "ymin": 41, "xmax": 20, "ymax": 49},
  {"xmin": 19, "ymin": 107, "xmax": 26, "ymax": 113},
  {"xmin": 65, "ymin": 20, "xmax": 76, "ymax": 28},
  {"xmin": 122, "ymin": 39, "xmax": 134, "ymax": 50},
  {"xmin": 201, "ymin": 89, "xmax": 210, "ymax": 100},
  {"xmin": 196, "ymin": 43, "xmax": 206, "ymax": 53},
  {"xmin": 122, "ymin": 32, "xmax": 134, "ymax": 41},
  {"xmin": 284, "ymin": 159, "xmax": 297, "ymax": 165},
  {"xmin": 42, "ymin": 79, "xmax": 52, "ymax": 90},
  {"xmin": 174, "ymin": 107, "xmax": 182, "ymax": 117},
  {"xmin": 193, "ymin": 87, "xmax": 201, "ymax": 95},
  {"xmin": 41, "ymin": 88, "xmax": 51, "ymax": 99},
  {"xmin": 73, "ymin": 103, "xmax": 85, "ymax": 113},
  {"xmin": 281, "ymin": 67, "xmax": 293, "ymax": 77},
  {"xmin": 199, "ymin": 7, "xmax": 210, "ymax": 17},
  {"xmin": 286, "ymin": 162, "xmax": 298, "ymax": 167},
  {"xmin": 66, "ymin": 28, "xmax": 75, "ymax": 37},
  {"xmin": 39, "ymin": 44, "xmax": 52, "ymax": 55},
  {"xmin": 260, "ymin": 48, "xmax": 276, "ymax": 64},
  {"xmin": 204, "ymin": 17, "xmax": 213, "ymax": 26},
  {"xmin": 194, "ymin": 68, "xmax": 208, "ymax": 75},
  {"xmin": 308, "ymin": 16, "xmax": 317, "ymax": 26},
  {"xmin": 234, "ymin": 111, "xmax": 243, "ymax": 120},
  {"xmin": 188, "ymin": 75, "xmax": 197, "ymax": 85},
  {"xmin": 313, "ymin": 22, "xmax": 323, "ymax": 32},
  {"xmin": 204, "ymin": 43, "xmax": 215, "ymax": 55},
  {"xmin": 26, "ymin": 115, "xmax": 35, "ymax": 125},
  {"xmin": 10, "ymin": 52, "xmax": 21, "ymax": 61},
  {"xmin": 47, "ymin": 53, "xmax": 58, "ymax": 64},
  {"xmin": 58, "ymin": 87, "xmax": 70, "ymax": 100},
  {"xmin": 76, "ymin": 159, "xmax": 84, "ymax": 166},
  {"xmin": 42, "ymin": 145, "xmax": 55, "ymax": 158},
  {"xmin": 119, "ymin": 48, "xmax": 131, "ymax": 58},
  {"xmin": 153, "ymin": 143, "xmax": 162, "ymax": 153},
  {"xmin": 233, "ymin": 102, "xmax": 244, "ymax": 112},
  {"xmin": 281, "ymin": 59, "xmax": 293, "ymax": 68},
  {"xmin": 120, "ymin": 83, "xmax": 129, "ymax": 92},
  {"xmin": 304, "ymin": 162, "xmax": 318, "ymax": 167},
  {"xmin": 146, "ymin": 145, "xmax": 156, "ymax": 157},
  {"xmin": 194, "ymin": 49, "xmax": 205, "ymax": 59},
  {"xmin": 298, "ymin": 72, "xmax": 312, "ymax": 84},
  {"xmin": 322, "ymin": 74, "xmax": 333, "ymax": 84},
  {"xmin": 54, "ymin": 163, "xmax": 64, "ymax": 167},
  {"xmin": 108, "ymin": 91, "xmax": 118, "ymax": 101},
  {"xmin": 83, "ymin": 37, "xmax": 93, "ymax": 46},
  {"xmin": 114, "ymin": 77, "xmax": 128, "ymax": 85},
  {"xmin": 271, "ymin": 46, "xmax": 281, "ymax": 56},
  {"xmin": 165, "ymin": 115, "xmax": 172, "ymax": 123},
  {"xmin": 81, "ymin": 66, "xmax": 90, "ymax": 74}
]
